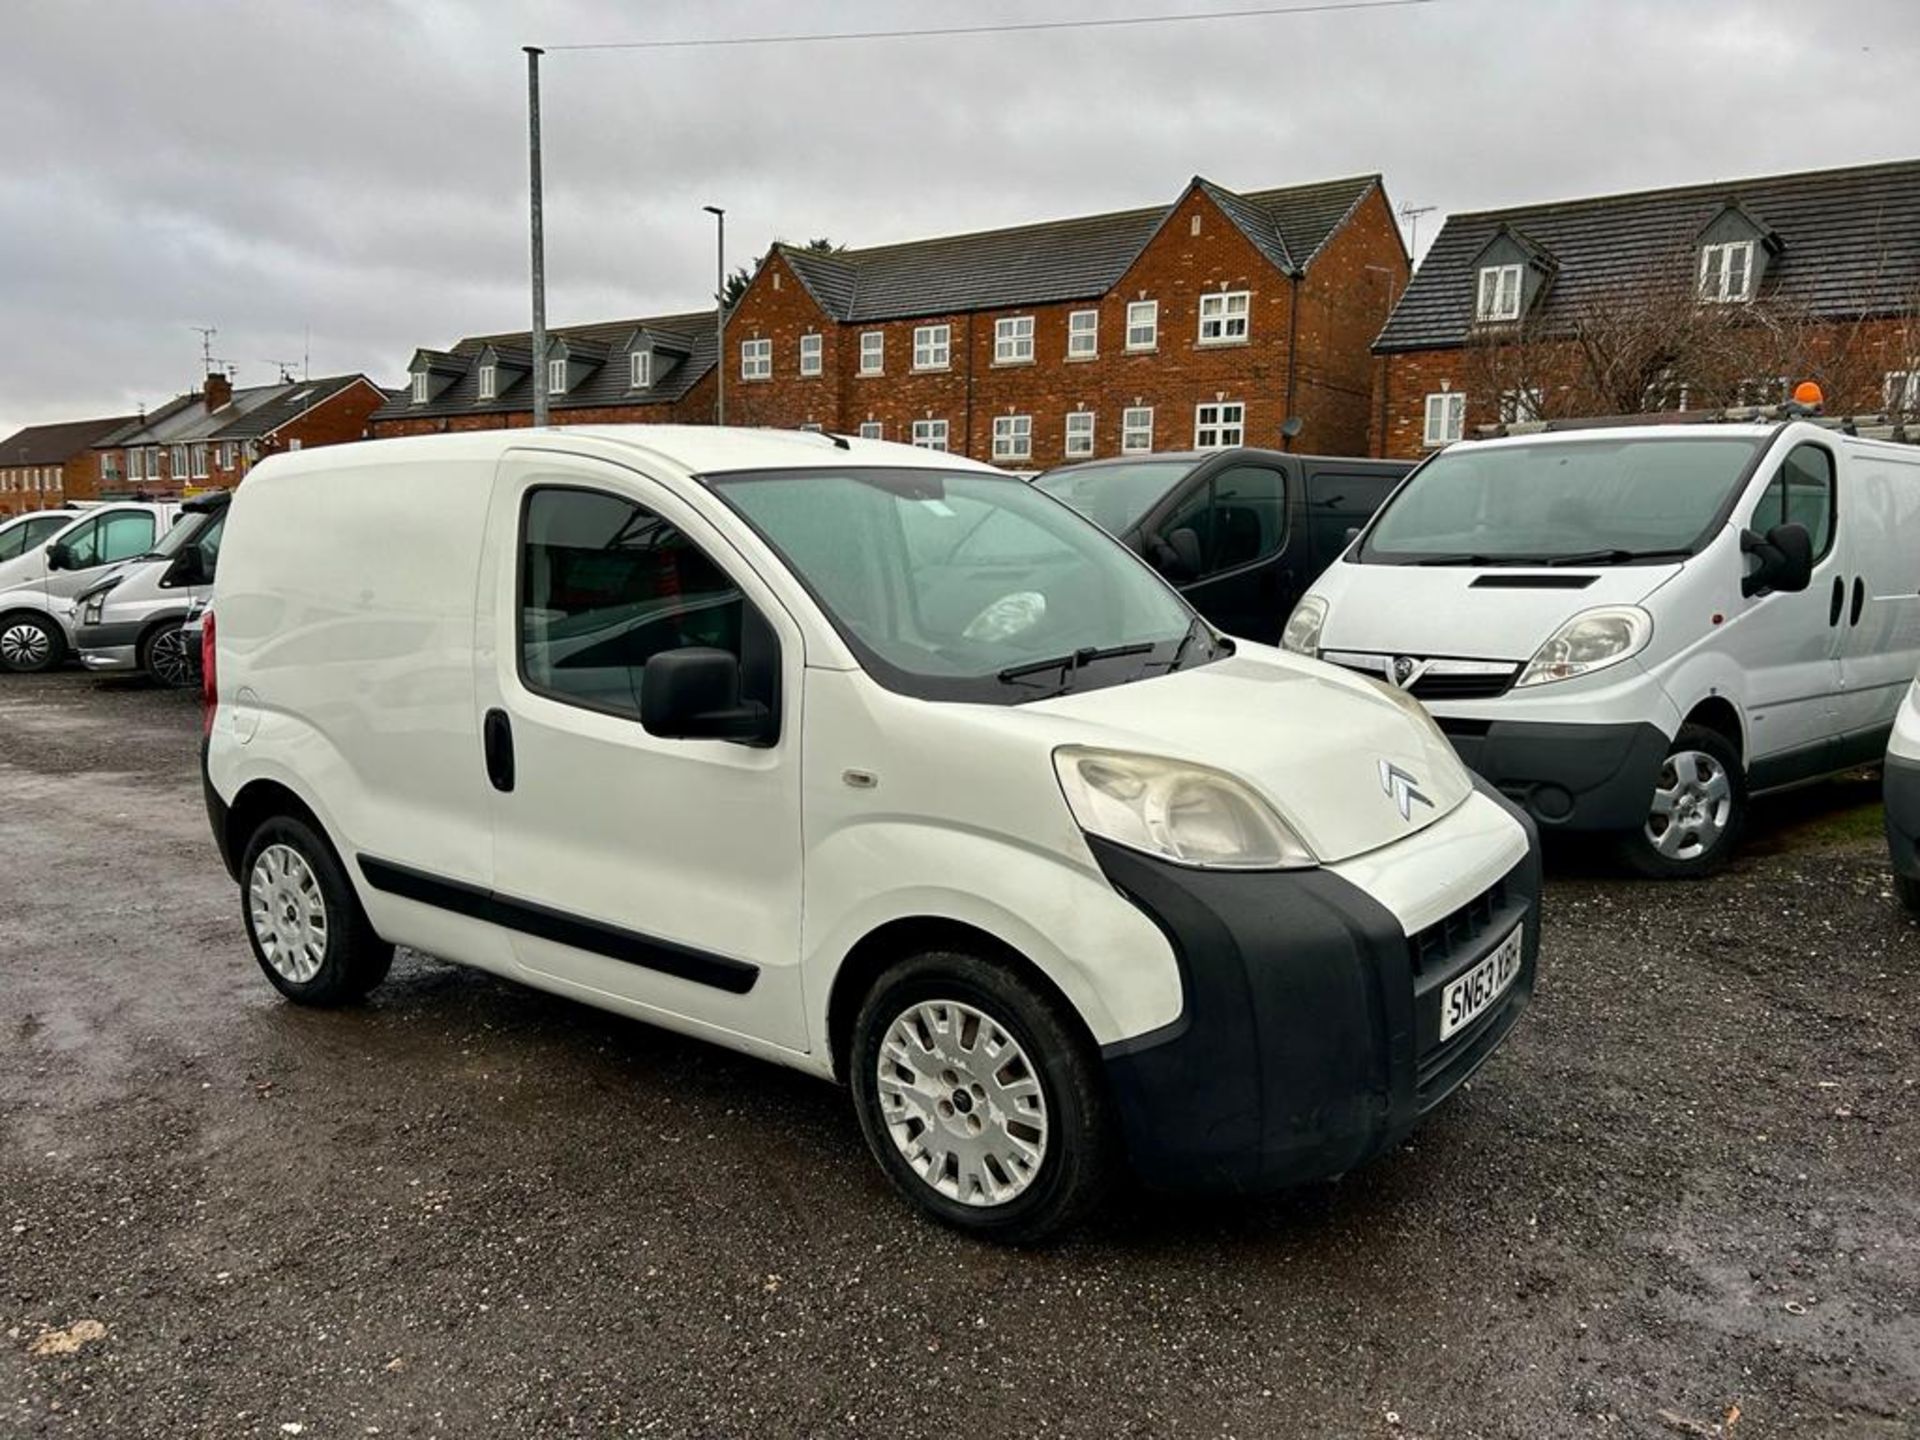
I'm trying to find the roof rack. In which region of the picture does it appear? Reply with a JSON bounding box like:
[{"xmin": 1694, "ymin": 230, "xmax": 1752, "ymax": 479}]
[{"xmin": 1474, "ymin": 402, "xmax": 1915, "ymax": 445}]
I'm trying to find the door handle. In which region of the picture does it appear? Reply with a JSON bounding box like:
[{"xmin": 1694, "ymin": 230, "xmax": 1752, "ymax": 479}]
[
  {"xmin": 483, "ymin": 708, "xmax": 515, "ymax": 793},
  {"xmin": 1850, "ymin": 577, "xmax": 1865, "ymax": 627},
  {"xmin": 1829, "ymin": 576, "xmax": 1845, "ymax": 627}
]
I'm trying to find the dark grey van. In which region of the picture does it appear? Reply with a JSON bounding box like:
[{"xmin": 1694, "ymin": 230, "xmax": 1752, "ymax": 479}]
[{"xmin": 1033, "ymin": 449, "xmax": 1412, "ymax": 644}]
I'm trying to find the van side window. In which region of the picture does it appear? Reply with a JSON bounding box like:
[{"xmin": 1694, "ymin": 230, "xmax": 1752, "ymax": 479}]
[
  {"xmin": 1752, "ymin": 445, "xmax": 1835, "ymax": 560},
  {"xmin": 1163, "ymin": 466, "xmax": 1287, "ymax": 578},
  {"xmin": 61, "ymin": 511, "xmax": 156, "ymax": 569},
  {"xmin": 519, "ymin": 487, "xmax": 751, "ymax": 720},
  {"xmin": 1305, "ymin": 473, "xmax": 1399, "ymax": 564}
]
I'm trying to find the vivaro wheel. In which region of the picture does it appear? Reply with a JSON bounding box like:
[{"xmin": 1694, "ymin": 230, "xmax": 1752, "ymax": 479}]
[
  {"xmin": 1897, "ymin": 873, "xmax": 1920, "ymax": 913},
  {"xmin": 0, "ymin": 612, "xmax": 63, "ymax": 673},
  {"xmin": 240, "ymin": 815, "xmax": 394, "ymax": 1005},
  {"xmin": 849, "ymin": 951, "xmax": 1116, "ymax": 1244},
  {"xmin": 140, "ymin": 623, "xmax": 197, "ymax": 689},
  {"xmin": 1617, "ymin": 725, "xmax": 1748, "ymax": 880}
]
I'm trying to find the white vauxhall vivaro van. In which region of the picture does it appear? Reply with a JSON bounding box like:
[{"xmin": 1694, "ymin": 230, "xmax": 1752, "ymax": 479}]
[
  {"xmin": 1285, "ymin": 416, "xmax": 1920, "ymax": 877},
  {"xmin": 203, "ymin": 427, "xmax": 1542, "ymax": 1240}
]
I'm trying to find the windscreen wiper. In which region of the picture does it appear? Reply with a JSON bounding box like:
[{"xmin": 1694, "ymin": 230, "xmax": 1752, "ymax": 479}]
[
  {"xmin": 1542, "ymin": 547, "xmax": 1695, "ymax": 567},
  {"xmin": 998, "ymin": 642, "xmax": 1156, "ymax": 687}
]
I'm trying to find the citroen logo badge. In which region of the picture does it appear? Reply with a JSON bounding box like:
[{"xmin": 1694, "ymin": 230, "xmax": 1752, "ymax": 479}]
[{"xmin": 1379, "ymin": 760, "xmax": 1434, "ymax": 821}]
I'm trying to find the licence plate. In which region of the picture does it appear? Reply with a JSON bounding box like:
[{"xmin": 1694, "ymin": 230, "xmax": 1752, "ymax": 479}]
[{"xmin": 1439, "ymin": 923, "xmax": 1524, "ymax": 1042}]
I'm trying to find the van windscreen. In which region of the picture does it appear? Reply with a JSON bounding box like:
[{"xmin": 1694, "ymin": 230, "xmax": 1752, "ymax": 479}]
[
  {"xmin": 1032, "ymin": 460, "xmax": 1196, "ymax": 537},
  {"xmin": 707, "ymin": 467, "xmax": 1213, "ymax": 704},
  {"xmin": 1359, "ymin": 436, "xmax": 1765, "ymax": 564}
]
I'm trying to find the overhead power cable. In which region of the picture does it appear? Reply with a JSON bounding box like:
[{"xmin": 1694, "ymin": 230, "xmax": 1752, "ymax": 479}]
[{"xmin": 542, "ymin": 0, "xmax": 1439, "ymax": 53}]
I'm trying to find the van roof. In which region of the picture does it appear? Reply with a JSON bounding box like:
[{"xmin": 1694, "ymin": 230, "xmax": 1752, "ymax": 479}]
[{"xmin": 253, "ymin": 425, "xmax": 1006, "ymax": 480}]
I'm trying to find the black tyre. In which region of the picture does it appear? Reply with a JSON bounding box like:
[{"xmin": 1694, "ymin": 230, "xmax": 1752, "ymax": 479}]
[
  {"xmin": 239, "ymin": 814, "xmax": 394, "ymax": 1005},
  {"xmin": 849, "ymin": 950, "xmax": 1117, "ymax": 1244},
  {"xmin": 139, "ymin": 622, "xmax": 198, "ymax": 689},
  {"xmin": 1898, "ymin": 872, "xmax": 1920, "ymax": 914},
  {"xmin": 1617, "ymin": 724, "xmax": 1748, "ymax": 879},
  {"xmin": 0, "ymin": 612, "xmax": 64, "ymax": 673}
]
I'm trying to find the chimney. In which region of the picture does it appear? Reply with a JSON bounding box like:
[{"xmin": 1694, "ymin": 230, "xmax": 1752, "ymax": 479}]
[{"xmin": 204, "ymin": 372, "xmax": 233, "ymax": 411}]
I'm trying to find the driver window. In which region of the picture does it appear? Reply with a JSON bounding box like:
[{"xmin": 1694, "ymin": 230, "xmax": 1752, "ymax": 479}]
[
  {"xmin": 99, "ymin": 512, "xmax": 156, "ymax": 564},
  {"xmin": 56, "ymin": 517, "xmax": 103, "ymax": 568},
  {"xmin": 1751, "ymin": 445, "xmax": 1834, "ymax": 561},
  {"xmin": 1163, "ymin": 467, "xmax": 1287, "ymax": 578}
]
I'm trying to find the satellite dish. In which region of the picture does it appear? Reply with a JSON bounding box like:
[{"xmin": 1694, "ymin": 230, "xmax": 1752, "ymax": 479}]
[{"xmin": 1280, "ymin": 416, "xmax": 1304, "ymax": 439}]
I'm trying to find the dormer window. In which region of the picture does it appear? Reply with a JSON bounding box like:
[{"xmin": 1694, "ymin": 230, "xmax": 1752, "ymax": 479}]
[
  {"xmin": 1699, "ymin": 240, "xmax": 1755, "ymax": 303},
  {"xmin": 1475, "ymin": 264, "xmax": 1523, "ymax": 322},
  {"xmin": 548, "ymin": 357, "xmax": 568, "ymax": 395},
  {"xmin": 410, "ymin": 371, "xmax": 429, "ymax": 404},
  {"xmin": 478, "ymin": 363, "xmax": 497, "ymax": 400},
  {"xmin": 631, "ymin": 351, "xmax": 652, "ymax": 389}
]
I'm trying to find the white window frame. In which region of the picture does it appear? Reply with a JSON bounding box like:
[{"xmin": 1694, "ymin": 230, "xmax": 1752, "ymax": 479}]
[
  {"xmin": 799, "ymin": 333, "xmax": 823, "ymax": 377},
  {"xmin": 857, "ymin": 421, "xmax": 883, "ymax": 440},
  {"xmin": 1699, "ymin": 240, "xmax": 1756, "ymax": 303},
  {"xmin": 741, "ymin": 337, "xmax": 772, "ymax": 381},
  {"xmin": 1197, "ymin": 290, "xmax": 1250, "ymax": 344},
  {"xmin": 630, "ymin": 351, "xmax": 652, "ymax": 389},
  {"xmin": 1125, "ymin": 300, "xmax": 1159, "ymax": 351},
  {"xmin": 991, "ymin": 414, "xmax": 1033, "ymax": 462},
  {"xmin": 1423, "ymin": 391, "xmax": 1466, "ymax": 447},
  {"xmin": 1121, "ymin": 406, "xmax": 1154, "ymax": 453},
  {"xmin": 799, "ymin": 422, "xmax": 824, "ymax": 433},
  {"xmin": 218, "ymin": 441, "xmax": 235, "ymax": 470},
  {"xmin": 1193, "ymin": 402, "xmax": 1245, "ymax": 449},
  {"xmin": 190, "ymin": 443, "xmax": 208, "ymax": 479},
  {"xmin": 913, "ymin": 324, "xmax": 950, "ymax": 372},
  {"xmin": 410, "ymin": 371, "xmax": 429, "ymax": 404},
  {"xmin": 548, "ymin": 356, "xmax": 568, "ymax": 395},
  {"xmin": 1475, "ymin": 264, "xmax": 1524, "ymax": 322},
  {"xmin": 859, "ymin": 330, "xmax": 884, "ymax": 376},
  {"xmin": 288, "ymin": 439, "xmax": 302, "ymax": 452},
  {"xmin": 1884, "ymin": 369, "xmax": 1919, "ymax": 413},
  {"xmin": 1064, "ymin": 411, "xmax": 1095, "ymax": 458},
  {"xmin": 993, "ymin": 315, "xmax": 1035, "ymax": 365},
  {"xmin": 100, "ymin": 453, "xmax": 117, "ymax": 481},
  {"xmin": 1067, "ymin": 309, "xmax": 1098, "ymax": 360},
  {"xmin": 911, "ymin": 418, "xmax": 949, "ymax": 451},
  {"xmin": 170, "ymin": 444, "xmax": 189, "ymax": 477},
  {"xmin": 477, "ymin": 362, "xmax": 497, "ymax": 400}
]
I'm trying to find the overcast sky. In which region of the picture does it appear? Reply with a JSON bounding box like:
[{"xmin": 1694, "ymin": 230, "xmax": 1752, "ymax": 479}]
[{"xmin": 2, "ymin": 0, "xmax": 1915, "ymax": 439}]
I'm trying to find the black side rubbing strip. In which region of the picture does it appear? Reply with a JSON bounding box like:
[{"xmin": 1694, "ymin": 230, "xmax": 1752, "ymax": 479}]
[{"xmin": 356, "ymin": 855, "xmax": 760, "ymax": 995}]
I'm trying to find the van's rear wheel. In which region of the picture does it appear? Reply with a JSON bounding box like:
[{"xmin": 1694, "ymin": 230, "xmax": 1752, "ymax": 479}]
[
  {"xmin": 1617, "ymin": 724, "xmax": 1747, "ymax": 879},
  {"xmin": 0, "ymin": 613, "xmax": 63, "ymax": 673},
  {"xmin": 240, "ymin": 815, "xmax": 393, "ymax": 1005},
  {"xmin": 849, "ymin": 951, "xmax": 1115, "ymax": 1244},
  {"xmin": 140, "ymin": 623, "xmax": 197, "ymax": 688}
]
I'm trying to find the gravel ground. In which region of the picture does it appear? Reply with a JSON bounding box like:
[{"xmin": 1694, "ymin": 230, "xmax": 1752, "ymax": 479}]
[{"xmin": 1, "ymin": 670, "xmax": 1916, "ymax": 1439}]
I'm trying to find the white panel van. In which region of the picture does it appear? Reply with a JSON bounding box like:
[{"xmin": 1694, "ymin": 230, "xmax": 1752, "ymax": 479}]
[
  {"xmin": 203, "ymin": 427, "xmax": 1541, "ymax": 1240},
  {"xmin": 1285, "ymin": 419, "xmax": 1920, "ymax": 877},
  {"xmin": 0, "ymin": 501, "xmax": 180, "ymax": 672}
]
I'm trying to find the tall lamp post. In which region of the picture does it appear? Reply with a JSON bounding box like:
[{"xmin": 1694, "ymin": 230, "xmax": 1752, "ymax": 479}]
[
  {"xmin": 526, "ymin": 45, "xmax": 549, "ymax": 427},
  {"xmin": 704, "ymin": 205, "xmax": 726, "ymax": 426}
]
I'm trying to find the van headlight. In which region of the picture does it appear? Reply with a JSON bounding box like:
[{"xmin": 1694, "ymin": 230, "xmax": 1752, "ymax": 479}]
[
  {"xmin": 1053, "ymin": 747, "xmax": 1316, "ymax": 870},
  {"xmin": 1516, "ymin": 606, "xmax": 1652, "ymax": 688},
  {"xmin": 79, "ymin": 578, "xmax": 123, "ymax": 625},
  {"xmin": 1280, "ymin": 595, "xmax": 1327, "ymax": 655}
]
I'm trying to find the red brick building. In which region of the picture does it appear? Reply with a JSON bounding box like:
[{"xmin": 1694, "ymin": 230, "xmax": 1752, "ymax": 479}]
[
  {"xmin": 0, "ymin": 414, "xmax": 138, "ymax": 517},
  {"xmin": 91, "ymin": 372, "xmax": 391, "ymax": 499},
  {"xmin": 371, "ymin": 173, "xmax": 1408, "ymax": 465},
  {"xmin": 1370, "ymin": 158, "xmax": 1920, "ymax": 459}
]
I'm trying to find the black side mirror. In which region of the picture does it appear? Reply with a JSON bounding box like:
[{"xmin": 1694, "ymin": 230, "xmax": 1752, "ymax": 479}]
[
  {"xmin": 641, "ymin": 647, "xmax": 775, "ymax": 745},
  {"xmin": 45, "ymin": 541, "xmax": 72, "ymax": 572},
  {"xmin": 1149, "ymin": 526, "xmax": 1204, "ymax": 582},
  {"xmin": 1741, "ymin": 522, "xmax": 1813, "ymax": 598}
]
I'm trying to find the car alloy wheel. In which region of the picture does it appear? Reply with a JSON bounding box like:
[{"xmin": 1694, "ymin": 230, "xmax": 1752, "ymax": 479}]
[
  {"xmin": 875, "ymin": 998, "xmax": 1050, "ymax": 1208},
  {"xmin": 248, "ymin": 842, "xmax": 331, "ymax": 984},
  {"xmin": 146, "ymin": 627, "xmax": 197, "ymax": 687}
]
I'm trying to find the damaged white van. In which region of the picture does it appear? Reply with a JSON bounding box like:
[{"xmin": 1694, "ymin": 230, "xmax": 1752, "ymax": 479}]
[{"xmin": 203, "ymin": 427, "xmax": 1540, "ymax": 1240}]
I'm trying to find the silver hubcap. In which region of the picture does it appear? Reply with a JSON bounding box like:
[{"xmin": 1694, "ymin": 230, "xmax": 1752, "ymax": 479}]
[
  {"xmin": 877, "ymin": 999, "xmax": 1049, "ymax": 1208},
  {"xmin": 0, "ymin": 621, "xmax": 50, "ymax": 668},
  {"xmin": 149, "ymin": 628, "xmax": 194, "ymax": 686},
  {"xmin": 1647, "ymin": 749, "xmax": 1733, "ymax": 861},
  {"xmin": 248, "ymin": 844, "xmax": 330, "ymax": 983}
]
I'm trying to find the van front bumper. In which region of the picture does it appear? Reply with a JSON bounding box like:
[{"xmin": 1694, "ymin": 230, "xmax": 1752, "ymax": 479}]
[
  {"xmin": 1090, "ymin": 792, "xmax": 1541, "ymax": 1192},
  {"xmin": 78, "ymin": 644, "xmax": 138, "ymax": 672},
  {"xmin": 1434, "ymin": 717, "xmax": 1668, "ymax": 831},
  {"xmin": 1887, "ymin": 754, "xmax": 1920, "ymax": 883}
]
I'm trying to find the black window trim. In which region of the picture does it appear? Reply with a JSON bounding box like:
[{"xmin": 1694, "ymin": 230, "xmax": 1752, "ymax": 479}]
[
  {"xmin": 1139, "ymin": 458, "xmax": 1293, "ymax": 585},
  {"xmin": 512, "ymin": 479, "xmax": 782, "ymax": 736}
]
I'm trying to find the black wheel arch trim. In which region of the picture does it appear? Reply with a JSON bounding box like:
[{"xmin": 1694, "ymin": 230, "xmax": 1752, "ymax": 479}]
[{"xmin": 354, "ymin": 853, "xmax": 760, "ymax": 995}]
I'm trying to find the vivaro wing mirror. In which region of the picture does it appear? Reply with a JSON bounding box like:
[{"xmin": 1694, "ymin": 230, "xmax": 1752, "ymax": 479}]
[{"xmin": 1740, "ymin": 522, "xmax": 1813, "ymax": 598}]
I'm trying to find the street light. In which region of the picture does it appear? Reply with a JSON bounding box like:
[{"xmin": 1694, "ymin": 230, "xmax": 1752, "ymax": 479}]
[{"xmin": 704, "ymin": 205, "xmax": 726, "ymax": 426}]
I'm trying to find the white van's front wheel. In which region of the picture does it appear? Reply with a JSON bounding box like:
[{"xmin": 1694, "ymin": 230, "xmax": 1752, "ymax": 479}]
[
  {"xmin": 850, "ymin": 952, "xmax": 1115, "ymax": 1243},
  {"xmin": 1619, "ymin": 725, "xmax": 1747, "ymax": 879},
  {"xmin": 0, "ymin": 613, "xmax": 62, "ymax": 673}
]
